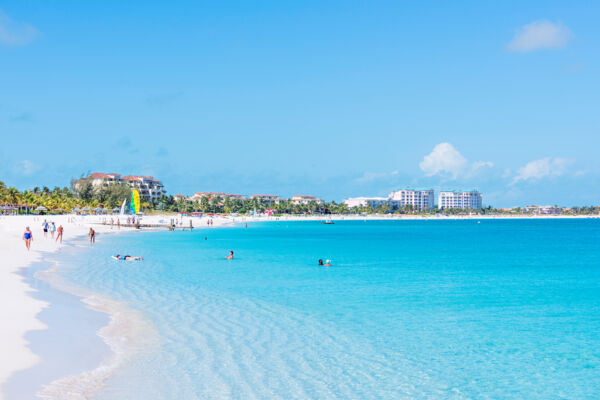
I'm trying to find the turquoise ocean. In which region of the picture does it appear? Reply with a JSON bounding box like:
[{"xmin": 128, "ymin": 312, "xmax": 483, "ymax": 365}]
[{"xmin": 53, "ymin": 219, "xmax": 600, "ymax": 399}]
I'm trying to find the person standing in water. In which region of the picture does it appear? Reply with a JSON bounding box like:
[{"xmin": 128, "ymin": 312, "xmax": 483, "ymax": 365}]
[
  {"xmin": 23, "ymin": 227, "xmax": 33, "ymax": 250},
  {"xmin": 56, "ymin": 225, "xmax": 64, "ymax": 243},
  {"xmin": 89, "ymin": 228, "xmax": 96, "ymax": 244},
  {"xmin": 226, "ymin": 251, "xmax": 234, "ymax": 260}
]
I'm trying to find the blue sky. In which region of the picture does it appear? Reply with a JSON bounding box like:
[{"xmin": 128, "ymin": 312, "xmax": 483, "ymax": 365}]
[{"xmin": 1, "ymin": 1, "xmax": 598, "ymax": 206}]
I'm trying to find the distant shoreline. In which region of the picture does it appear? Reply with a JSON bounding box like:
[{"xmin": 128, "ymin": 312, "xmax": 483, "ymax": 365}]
[{"xmin": 240, "ymin": 213, "xmax": 600, "ymax": 222}]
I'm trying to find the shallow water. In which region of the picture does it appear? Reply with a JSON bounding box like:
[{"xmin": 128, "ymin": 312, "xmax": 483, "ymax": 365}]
[{"xmin": 56, "ymin": 219, "xmax": 600, "ymax": 399}]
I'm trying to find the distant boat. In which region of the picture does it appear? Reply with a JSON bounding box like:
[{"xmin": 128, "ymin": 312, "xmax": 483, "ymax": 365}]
[{"xmin": 321, "ymin": 219, "xmax": 334, "ymax": 224}]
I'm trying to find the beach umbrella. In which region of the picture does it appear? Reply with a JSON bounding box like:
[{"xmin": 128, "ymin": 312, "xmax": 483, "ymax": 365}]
[
  {"xmin": 112, "ymin": 208, "xmax": 120, "ymax": 212},
  {"xmin": 35, "ymin": 206, "xmax": 47, "ymax": 211},
  {"xmin": 73, "ymin": 207, "xmax": 81, "ymax": 212},
  {"xmin": 82, "ymin": 207, "xmax": 91, "ymax": 211}
]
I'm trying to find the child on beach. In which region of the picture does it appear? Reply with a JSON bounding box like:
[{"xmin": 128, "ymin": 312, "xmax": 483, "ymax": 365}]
[{"xmin": 23, "ymin": 227, "xmax": 33, "ymax": 250}]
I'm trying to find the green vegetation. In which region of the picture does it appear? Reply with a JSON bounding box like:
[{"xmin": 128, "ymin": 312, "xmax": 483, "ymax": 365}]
[
  {"xmin": 0, "ymin": 179, "xmax": 133, "ymax": 213},
  {"xmin": 152, "ymin": 195, "xmax": 351, "ymax": 215},
  {"xmin": 1, "ymin": 179, "xmax": 599, "ymax": 216}
]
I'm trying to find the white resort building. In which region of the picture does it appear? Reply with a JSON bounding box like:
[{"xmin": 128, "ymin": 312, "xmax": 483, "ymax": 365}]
[
  {"xmin": 438, "ymin": 191, "xmax": 482, "ymax": 210},
  {"xmin": 79, "ymin": 173, "xmax": 166, "ymax": 202},
  {"xmin": 120, "ymin": 175, "xmax": 167, "ymax": 202},
  {"xmin": 388, "ymin": 189, "xmax": 435, "ymax": 211},
  {"xmin": 343, "ymin": 197, "xmax": 389, "ymax": 208},
  {"xmin": 250, "ymin": 194, "xmax": 281, "ymax": 204},
  {"xmin": 189, "ymin": 192, "xmax": 247, "ymax": 201},
  {"xmin": 291, "ymin": 195, "xmax": 323, "ymax": 205},
  {"xmin": 522, "ymin": 205, "xmax": 561, "ymax": 215}
]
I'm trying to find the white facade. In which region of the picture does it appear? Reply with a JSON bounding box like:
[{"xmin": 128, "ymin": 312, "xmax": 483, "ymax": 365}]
[
  {"xmin": 79, "ymin": 173, "xmax": 166, "ymax": 202},
  {"xmin": 344, "ymin": 197, "xmax": 389, "ymax": 208},
  {"xmin": 88, "ymin": 173, "xmax": 121, "ymax": 189},
  {"xmin": 189, "ymin": 192, "xmax": 247, "ymax": 201},
  {"xmin": 120, "ymin": 176, "xmax": 166, "ymax": 202},
  {"xmin": 291, "ymin": 195, "xmax": 323, "ymax": 205},
  {"xmin": 523, "ymin": 205, "xmax": 561, "ymax": 215},
  {"xmin": 438, "ymin": 191, "xmax": 482, "ymax": 209},
  {"xmin": 388, "ymin": 189, "xmax": 435, "ymax": 211},
  {"xmin": 251, "ymin": 194, "xmax": 281, "ymax": 203}
]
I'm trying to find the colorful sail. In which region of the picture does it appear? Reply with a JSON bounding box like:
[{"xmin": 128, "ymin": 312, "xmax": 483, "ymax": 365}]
[{"xmin": 130, "ymin": 189, "xmax": 141, "ymax": 214}]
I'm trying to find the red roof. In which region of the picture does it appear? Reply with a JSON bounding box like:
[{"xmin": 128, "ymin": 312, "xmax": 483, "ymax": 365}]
[{"xmin": 90, "ymin": 172, "xmax": 120, "ymax": 179}]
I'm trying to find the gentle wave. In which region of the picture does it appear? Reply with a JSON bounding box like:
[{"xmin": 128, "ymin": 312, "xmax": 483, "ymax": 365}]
[{"xmin": 33, "ymin": 259, "xmax": 159, "ymax": 400}]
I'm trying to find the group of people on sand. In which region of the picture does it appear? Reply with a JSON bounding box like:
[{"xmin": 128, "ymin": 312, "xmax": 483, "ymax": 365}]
[
  {"xmin": 41, "ymin": 219, "xmax": 63, "ymax": 241},
  {"xmin": 23, "ymin": 220, "xmax": 65, "ymax": 250},
  {"xmin": 101, "ymin": 217, "xmax": 121, "ymax": 229}
]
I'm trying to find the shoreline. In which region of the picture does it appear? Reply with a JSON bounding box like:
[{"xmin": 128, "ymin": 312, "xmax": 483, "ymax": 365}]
[
  {"xmin": 0, "ymin": 213, "xmax": 233, "ymax": 400},
  {"xmin": 33, "ymin": 243, "xmax": 159, "ymax": 400}
]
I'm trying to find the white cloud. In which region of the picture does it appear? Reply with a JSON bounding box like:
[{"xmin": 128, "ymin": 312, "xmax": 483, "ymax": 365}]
[
  {"xmin": 472, "ymin": 161, "xmax": 494, "ymax": 172},
  {"xmin": 0, "ymin": 10, "xmax": 38, "ymax": 46},
  {"xmin": 13, "ymin": 160, "xmax": 40, "ymax": 176},
  {"xmin": 507, "ymin": 20, "xmax": 572, "ymax": 52},
  {"xmin": 419, "ymin": 143, "xmax": 469, "ymax": 179},
  {"xmin": 512, "ymin": 157, "xmax": 571, "ymax": 183}
]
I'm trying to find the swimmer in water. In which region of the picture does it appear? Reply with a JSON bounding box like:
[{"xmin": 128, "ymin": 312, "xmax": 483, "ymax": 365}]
[
  {"xmin": 325, "ymin": 259, "xmax": 332, "ymax": 267},
  {"xmin": 318, "ymin": 259, "xmax": 324, "ymax": 266},
  {"xmin": 226, "ymin": 250, "xmax": 234, "ymax": 260}
]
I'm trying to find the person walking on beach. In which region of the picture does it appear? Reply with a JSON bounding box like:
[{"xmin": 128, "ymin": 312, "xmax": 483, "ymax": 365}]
[
  {"xmin": 42, "ymin": 219, "xmax": 49, "ymax": 238},
  {"xmin": 50, "ymin": 222, "xmax": 56, "ymax": 239},
  {"xmin": 56, "ymin": 225, "xmax": 63, "ymax": 244},
  {"xmin": 117, "ymin": 218, "xmax": 120, "ymax": 229},
  {"xmin": 23, "ymin": 227, "xmax": 33, "ymax": 250},
  {"xmin": 89, "ymin": 227, "xmax": 96, "ymax": 244}
]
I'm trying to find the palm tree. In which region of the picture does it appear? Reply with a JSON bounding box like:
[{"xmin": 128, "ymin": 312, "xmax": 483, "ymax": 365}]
[{"xmin": 7, "ymin": 187, "xmax": 21, "ymax": 205}]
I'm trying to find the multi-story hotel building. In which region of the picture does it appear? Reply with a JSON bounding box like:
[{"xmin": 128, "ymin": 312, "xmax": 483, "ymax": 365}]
[
  {"xmin": 250, "ymin": 194, "xmax": 281, "ymax": 204},
  {"xmin": 291, "ymin": 195, "xmax": 323, "ymax": 205},
  {"xmin": 343, "ymin": 197, "xmax": 389, "ymax": 208},
  {"xmin": 388, "ymin": 189, "xmax": 435, "ymax": 211},
  {"xmin": 78, "ymin": 173, "xmax": 166, "ymax": 202},
  {"xmin": 87, "ymin": 173, "xmax": 122, "ymax": 188},
  {"xmin": 522, "ymin": 205, "xmax": 561, "ymax": 215},
  {"xmin": 438, "ymin": 191, "xmax": 482, "ymax": 209},
  {"xmin": 189, "ymin": 192, "xmax": 247, "ymax": 201},
  {"xmin": 120, "ymin": 175, "xmax": 167, "ymax": 202}
]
